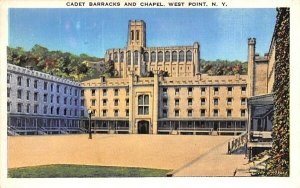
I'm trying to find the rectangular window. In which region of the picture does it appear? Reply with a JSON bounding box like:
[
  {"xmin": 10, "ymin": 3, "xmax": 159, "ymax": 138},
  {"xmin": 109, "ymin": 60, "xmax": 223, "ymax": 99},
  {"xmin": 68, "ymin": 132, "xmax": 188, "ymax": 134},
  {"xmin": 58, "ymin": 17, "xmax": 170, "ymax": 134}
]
[
  {"xmin": 162, "ymin": 109, "xmax": 168, "ymax": 118},
  {"xmin": 50, "ymin": 107, "xmax": 54, "ymax": 114},
  {"xmin": 114, "ymin": 89, "xmax": 119, "ymax": 96},
  {"xmin": 7, "ymin": 88, "xmax": 10, "ymax": 98},
  {"xmin": 241, "ymin": 109, "xmax": 246, "ymax": 117},
  {"xmin": 75, "ymin": 99, "xmax": 78, "ymax": 106},
  {"xmin": 34, "ymin": 104, "xmax": 38, "ymax": 114},
  {"xmin": 163, "ymin": 98, "xmax": 168, "ymax": 107},
  {"xmin": 57, "ymin": 96, "xmax": 60, "ymax": 104},
  {"xmin": 163, "ymin": 88, "xmax": 167, "ymax": 96},
  {"xmin": 44, "ymin": 82, "xmax": 48, "ymax": 90},
  {"xmin": 188, "ymin": 87, "xmax": 193, "ymax": 96},
  {"xmin": 69, "ymin": 98, "xmax": 72, "ymax": 105},
  {"xmin": 103, "ymin": 110, "xmax": 107, "ymax": 117},
  {"xmin": 201, "ymin": 98, "xmax": 205, "ymax": 105},
  {"xmin": 56, "ymin": 85, "xmax": 60, "ymax": 93},
  {"xmin": 91, "ymin": 89, "xmax": 96, "ymax": 96},
  {"xmin": 26, "ymin": 104, "xmax": 30, "ymax": 113},
  {"xmin": 103, "ymin": 89, "xmax": 107, "ymax": 96},
  {"xmin": 126, "ymin": 88, "xmax": 129, "ymax": 96},
  {"xmin": 17, "ymin": 76, "xmax": 22, "ymax": 86},
  {"xmin": 34, "ymin": 92, "xmax": 38, "ymax": 101},
  {"xmin": 227, "ymin": 87, "xmax": 232, "ymax": 95},
  {"xmin": 50, "ymin": 95, "xmax": 53, "ymax": 103},
  {"xmin": 175, "ymin": 88, "xmax": 180, "ymax": 95},
  {"xmin": 138, "ymin": 95, "xmax": 149, "ymax": 115},
  {"xmin": 214, "ymin": 98, "xmax": 219, "ymax": 106},
  {"xmin": 175, "ymin": 110, "xmax": 180, "ymax": 117},
  {"xmin": 64, "ymin": 86, "xmax": 67, "ymax": 94},
  {"xmin": 201, "ymin": 87, "xmax": 206, "ymax": 95},
  {"xmin": 103, "ymin": 99, "xmax": 107, "ymax": 106},
  {"xmin": 81, "ymin": 110, "xmax": 85, "ymax": 117},
  {"xmin": 50, "ymin": 84, "xmax": 53, "ymax": 92},
  {"xmin": 43, "ymin": 106, "xmax": 47, "ymax": 114},
  {"xmin": 126, "ymin": 109, "xmax": 129, "ymax": 117},
  {"xmin": 175, "ymin": 99, "xmax": 179, "ymax": 106},
  {"xmin": 213, "ymin": 109, "xmax": 219, "ymax": 117},
  {"xmin": 34, "ymin": 80, "xmax": 38, "ymax": 89},
  {"xmin": 17, "ymin": 103, "xmax": 22, "ymax": 113},
  {"xmin": 126, "ymin": 99, "xmax": 129, "ymax": 106},
  {"xmin": 188, "ymin": 110, "xmax": 193, "ymax": 117},
  {"xmin": 214, "ymin": 87, "xmax": 219, "ymax": 95},
  {"xmin": 241, "ymin": 86, "xmax": 246, "ymax": 94},
  {"xmin": 227, "ymin": 98, "xmax": 232, "ymax": 105},
  {"xmin": 26, "ymin": 91, "xmax": 30, "ymax": 100},
  {"xmin": 17, "ymin": 89, "xmax": 22, "ymax": 99},
  {"xmin": 75, "ymin": 109, "xmax": 78, "ymax": 116},
  {"xmin": 44, "ymin": 94, "xmax": 48, "ymax": 102},
  {"xmin": 201, "ymin": 109, "xmax": 205, "ymax": 117},
  {"xmin": 64, "ymin": 97, "xmax": 67, "ymax": 105},
  {"xmin": 227, "ymin": 109, "xmax": 232, "ymax": 117},
  {"xmin": 69, "ymin": 88, "xmax": 72, "ymax": 95},
  {"xmin": 81, "ymin": 99, "xmax": 85, "ymax": 106},
  {"xmin": 92, "ymin": 109, "xmax": 96, "ymax": 117},
  {"xmin": 7, "ymin": 74, "xmax": 11, "ymax": 84},
  {"xmin": 114, "ymin": 99, "xmax": 119, "ymax": 106},
  {"xmin": 188, "ymin": 98, "xmax": 193, "ymax": 106},
  {"xmin": 91, "ymin": 99, "xmax": 96, "ymax": 106},
  {"xmin": 75, "ymin": 89, "xmax": 78, "ymax": 96},
  {"xmin": 81, "ymin": 90, "xmax": 85, "ymax": 97},
  {"xmin": 26, "ymin": 78, "xmax": 30, "ymax": 87},
  {"xmin": 7, "ymin": 102, "xmax": 11, "ymax": 112},
  {"xmin": 114, "ymin": 110, "xmax": 119, "ymax": 117},
  {"xmin": 241, "ymin": 98, "xmax": 246, "ymax": 105}
]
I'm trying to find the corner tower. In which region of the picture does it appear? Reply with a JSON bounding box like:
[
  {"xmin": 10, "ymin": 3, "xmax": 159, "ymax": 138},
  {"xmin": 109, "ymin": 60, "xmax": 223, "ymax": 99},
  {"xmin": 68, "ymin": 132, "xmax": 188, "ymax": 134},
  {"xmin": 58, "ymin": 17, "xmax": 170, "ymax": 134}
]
[{"xmin": 127, "ymin": 20, "xmax": 146, "ymax": 48}]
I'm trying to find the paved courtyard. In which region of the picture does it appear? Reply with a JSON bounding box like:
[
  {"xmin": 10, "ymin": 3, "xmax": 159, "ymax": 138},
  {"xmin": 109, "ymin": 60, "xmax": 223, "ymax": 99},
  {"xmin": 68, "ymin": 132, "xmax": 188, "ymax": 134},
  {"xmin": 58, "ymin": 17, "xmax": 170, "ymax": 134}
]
[{"xmin": 8, "ymin": 134, "xmax": 249, "ymax": 176}]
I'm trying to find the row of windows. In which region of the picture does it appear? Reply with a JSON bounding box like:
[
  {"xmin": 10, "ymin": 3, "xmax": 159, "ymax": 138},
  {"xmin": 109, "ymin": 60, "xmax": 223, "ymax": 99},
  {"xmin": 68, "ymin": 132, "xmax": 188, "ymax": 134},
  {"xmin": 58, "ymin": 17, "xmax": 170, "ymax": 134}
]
[
  {"xmin": 109, "ymin": 50, "xmax": 193, "ymax": 64},
  {"xmin": 91, "ymin": 98, "xmax": 130, "ymax": 107},
  {"xmin": 162, "ymin": 109, "xmax": 247, "ymax": 118},
  {"xmin": 7, "ymin": 74, "xmax": 79, "ymax": 96},
  {"xmin": 8, "ymin": 102, "xmax": 80, "ymax": 116},
  {"xmin": 162, "ymin": 98, "xmax": 247, "ymax": 107},
  {"xmin": 91, "ymin": 109, "xmax": 129, "ymax": 117},
  {"xmin": 89, "ymin": 88, "xmax": 129, "ymax": 97},
  {"xmin": 163, "ymin": 86, "xmax": 247, "ymax": 96}
]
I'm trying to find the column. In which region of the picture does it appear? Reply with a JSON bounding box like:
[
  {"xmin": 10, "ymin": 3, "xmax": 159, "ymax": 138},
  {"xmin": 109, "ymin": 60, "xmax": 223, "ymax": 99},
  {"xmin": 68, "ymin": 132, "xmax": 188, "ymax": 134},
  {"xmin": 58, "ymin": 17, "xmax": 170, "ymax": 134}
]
[{"xmin": 153, "ymin": 72, "xmax": 159, "ymax": 134}]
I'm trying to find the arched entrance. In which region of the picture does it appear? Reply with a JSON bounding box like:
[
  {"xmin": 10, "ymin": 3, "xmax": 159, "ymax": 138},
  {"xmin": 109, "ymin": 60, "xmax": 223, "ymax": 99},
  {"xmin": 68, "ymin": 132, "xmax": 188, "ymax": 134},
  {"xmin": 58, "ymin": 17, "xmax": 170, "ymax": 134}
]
[{"xmin": 138, "ymin": 121, "xmax": 149, "ymax": 134}]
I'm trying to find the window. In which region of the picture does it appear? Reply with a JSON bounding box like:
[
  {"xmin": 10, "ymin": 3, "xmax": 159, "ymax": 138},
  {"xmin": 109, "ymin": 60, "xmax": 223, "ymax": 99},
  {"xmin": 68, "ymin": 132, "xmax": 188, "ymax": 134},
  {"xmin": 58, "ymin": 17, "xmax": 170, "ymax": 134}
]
[
  {"xmin": 81, "ymin": 90, "xmax": 85, "ymax": 97},
  {"xmin": 131, "ymin": 30, "xmax": 134, "ymax": 40},
  {"xmin": 163, "ymin": 98, "xmax": 168, "ymax": 107},
  {"xmin": 64, "ymin": 108, "xmax": 67, "ymax": 116},
  {"xmin": 241, "ymin": 109, "xmax": 246, "ymax": 117},
  {"xmin": 214, "ymin": 98, "xmax": 219, "ymax": 105},
  {"xmin": 120, "ymin": 52, "xmax": 124, "ymax": 62},
  {"xmin": 136, "ymin": 30, "xmax": 139, "ymax": 40},
  {"xmin": 126, "ymin": 109, "xmax": 129, "ymax": 117},
  {"xmin": 201, "ymin": 109, "xmax": 206, "ymax": 117},
  {"xmin": 162, "ymin": 109, "xmax": 168, "ymax": 118},
  {"xmin": 56, "ymin": 85, "xmax": 60, "ymax": 93},
  {"xmin": 213, "ymin": 109, "xmax": 219, "ymax": 117},
  {"xmin": 69, "ymin": 98, "xmax": 72, "ymax": 105},
  {"xmin": 188, "ymin": 98, "xmax": 193, "ymax": 106},
  {"xmin": 64, "ymin": 97, "xmax": 67, "ymax": 105},
  {"xmin": 227, "ymin": 109, "xmax": 232, "ymax": 117},
  {"xmin": 103, "ymin": 99, "xmax": 107, "ymax": 106},
  {"xmin": 50, "ymin": 106, "xmax": 54, "ymax": 114},
  {"xmin": 114, "ymin": 99, "xmax": 119, "ymax": 106},
  {"xmin": 75, "ymin": 109, "xmax": 78, "ymax": 116},
  {"xmin": 81, "ymin": 99, "xmax": 85, "ymax": 106},
  {"xmin": 188, "ymin": 87, "xmax": 193, "ymax": 95},
  {"xmin": 114, "ymin": 110, "xmax": 119, "ymax": 117},
  {"xmin": 91, "ymin": 89, "xmax": 96, "ymax": 96},
  {"xmin": 17, "ymin": 103, "xmax": 22, "ymax": 113},
  {"xmin": 241, "ymin": 98, "xmax": 246, "ymax": 105},
  {"xmin": 175, "ymin": 88, "xmax": 180, "ymax": 95},
  {"xmin": 34, "ymin": 92, "xmax": 38, "ymax": 101},
  {"xmin": 64, "ymin": 86, "xmax": 67, "ymax": 94},
  {"xmin": 70, "ymin": 109, "xmax": 72, "ymax": 116},
  {"xmin": 102, "ymin": 110, "xmax": 107, "ymax": 117},
  {"xmin": 56, "ymin": 96, "xmax": 60, "ymax": 104},
  {"xmin": 7, "ymin": 102, "xmax": 11, "ymax": 112},
  {"xmin": 17, "ymin": 76, "xmax": 22, "ymax": 86},
  {"xmin": 179, "ymin": 51, "xmax": 184, "ymax": 62},
  {"xmin": 138, "ymin": 95, "xmax": 149, "ymax": 115},
  {"xmin": 114, "ymin": 89, "xmax": 119, "ymax": 96},
  {"xmin": 175, "ymin": 99, "xmax": 180, "ymax": 106},
  {"xmin": 175, "ymin": 110, "xmax": 180, "ymax": 117},
  {"xmin": 50, "ymin": 84, "xmax": 53, "ymax": 92},
  {"xmin": 151, "ymin": 52, "xmax": 156, "ymax": 62},
  {"xmin": 241, "ymin": 86, "xmax": 246, "ymax": 94},
  {"xmin": 44, "ymin": 94, "xmax": 48, "ymax": 102},
  {"xmin": 75, "ymin": 99, "xmax": 78, "ymax": 106},
  {"xmin": 126, "ymin": 88, "xmax": 129, "ymax": 96},
  {"xmin": 34, "ymin": 80, "xmax": 38, "ymax": 89},
  {"xmin": 7, "ymin": 74, "xmax": 11, "ymax": 84},
  {"xmin": 69, "ymin": 88, "xmax": 72, "ymax": 95},
  {"xmin": 214, "ymin": 87, "xmax": 219, "ymax": 95},
  {"xmin": 44, "ymin": 82, "xmax": 48, "ymax": 90},
  {"xmin": 188, "ymin": 110, "xmax": 193, "ymax": 117},
  {"xmin": 201, "ymin": 98, "xmax": 205, "ymax": 105},
  {"xmin": 172, "ymin": 51, "xmax": 177, "ymax": 62},
  {"xmin": 81, "ymin": 110, "xmax": 85, "ymax": 117},
  {"xmin": 144, "ymin": 52, "xmax": 149, "ymax": 62},
  {"xmin": 103, "ymin": 89, "xmax": 107, "ymax": 96},
  {"xmin": 26, "ymin": 104, "xmax": 30, "ymax": 113},
  {"xmin": 227, "ymin": 87, "xmax": 232, "ymax": 95},
  {"xmin": 50, "ymin": 95, "xmax": 54, "ymax": 103},
  {"xmin": 17, "ymin": 90, "xmax": 22, "ymax": 99},
  {"xmin": 26, "ymin": 78, "xmax": 30, "ymax": 87},
  {"xmin": 158, "ymin": 51, "xmax": 163, "ymax": 62},
  {"xmin": 43, "ymin": 106, "xmax": 48, "ymax": 114},
  {"xmin": 113, "ymin": 52, "xmax": 118, "ymax": 62},
  {"xmin": 133, "ymin": 51, "xmax": 138, "ymax": 65},
  {"xmin": 186, "ymin": 51, "xmax": 192, "ymax": 61},
  {"xmin": 165, "ymin": 51, "xmax": 170, "ymax": 62},
  {"xmin": 227, "ymin": 98, "xmax": 232, "ymax": 105},
  {"xmin": 127, "ymin": 51, "xmax": 131, "ymax": 65},
  {"xmin": 126, "ymin": 99, "xmax": 129, "ymax": 106},
  {"xmin": 162, "ymin": 88, "xmax": 167, "ymax": 96},
  {"xmin": 7, "ymin": 88, "xmax": 10, "ymax": 98},
  {"xmin": 34, "ymin": 104, "xmax": 38, "ymax": 114},
  {"xmin": 91, "ymin": 99, "xmax": 96, "ymax": 106},
  {"xmin": 201, "ymin": 87, "xmax": 206, "ymax": 95}
]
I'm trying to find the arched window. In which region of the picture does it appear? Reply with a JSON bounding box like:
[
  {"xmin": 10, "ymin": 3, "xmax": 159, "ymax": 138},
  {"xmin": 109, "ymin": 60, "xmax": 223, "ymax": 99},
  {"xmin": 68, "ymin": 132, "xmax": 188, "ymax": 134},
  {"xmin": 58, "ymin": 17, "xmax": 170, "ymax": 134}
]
[
  {"xmin": 144, "ymin": 52, "xmax": 149, "ymax": 62},
  {"xmin": 172, "ymin": 51, "xmax": 177, "ymax": 62},
  {"xmin": 136, "ymin": 30, "xmax": 140, "ymax": 40},
  {"xmin": 158, "ymin": 51, "xmax": 163, "ymax": 62},
  {"xmin": 187, "ymin": 50, "xmax": 192, "ymax": 61},
  {"xmin": 131, "ymin": 30, "xmax": 134, "ymax": 40},
  {"xmin": 113, "ymin": 52, "xmax": 118, "ymax": 62},
  {"xmin": 151, "ymin": 51, "xmax": 156, "ymax": 62},
  {"xmin": 134, "ymin": 51, "xmax": 139, "ymax": 65},
  {"xmin": 165, "ymin": 51, "xmax": 170, "ymax": 62},
  {"xmin": 120, "ymin": 52, "xmax": 124, "ymax": 62},
  {"xmin": 127, "ymin": 51, "xmax": 131, "ymax": 65},
  {"xmin": 179, "ymin": 51, "xmax": 184, "ymax": 62}
]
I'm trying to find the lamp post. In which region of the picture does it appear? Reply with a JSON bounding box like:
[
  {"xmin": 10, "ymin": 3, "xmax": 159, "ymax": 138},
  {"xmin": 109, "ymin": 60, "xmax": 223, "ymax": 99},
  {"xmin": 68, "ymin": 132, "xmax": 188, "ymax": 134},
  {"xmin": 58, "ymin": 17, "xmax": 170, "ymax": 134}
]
[{"xmin": 88, "ymin": 109, "xmax": 92, "ymax": 139}]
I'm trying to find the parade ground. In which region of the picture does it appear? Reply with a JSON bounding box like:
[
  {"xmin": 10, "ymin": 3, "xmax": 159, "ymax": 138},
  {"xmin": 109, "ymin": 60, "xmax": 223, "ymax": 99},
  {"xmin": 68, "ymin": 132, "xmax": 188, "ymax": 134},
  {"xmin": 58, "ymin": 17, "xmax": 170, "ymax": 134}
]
[{"xmin": 8, "ymin": 134, "xmax": 249, "ymax": 177}]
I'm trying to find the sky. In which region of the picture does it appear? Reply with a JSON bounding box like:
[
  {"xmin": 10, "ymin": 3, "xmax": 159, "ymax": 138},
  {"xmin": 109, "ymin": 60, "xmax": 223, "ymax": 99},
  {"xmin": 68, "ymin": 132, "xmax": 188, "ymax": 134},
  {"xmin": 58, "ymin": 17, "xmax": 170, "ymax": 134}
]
[{"xmin": 9, "ymin": 8, "xmax": 276, "ymax": 61}]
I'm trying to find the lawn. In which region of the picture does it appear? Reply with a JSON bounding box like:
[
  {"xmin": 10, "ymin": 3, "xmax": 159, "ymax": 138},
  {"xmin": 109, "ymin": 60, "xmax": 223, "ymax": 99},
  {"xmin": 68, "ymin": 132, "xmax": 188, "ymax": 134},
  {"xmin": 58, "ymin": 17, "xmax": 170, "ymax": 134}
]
[{"xmin": 8, "ymin": 164, "xmax": 171, "ymax": 178}]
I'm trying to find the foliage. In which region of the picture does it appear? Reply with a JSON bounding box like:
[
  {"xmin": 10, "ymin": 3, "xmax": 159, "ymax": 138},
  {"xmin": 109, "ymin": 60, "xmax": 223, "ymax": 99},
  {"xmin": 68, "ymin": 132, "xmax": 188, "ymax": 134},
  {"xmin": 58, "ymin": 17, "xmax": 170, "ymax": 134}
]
[
  {"xmin": 200, "ymin": 59, "xmax": 247, "ymax": 75},
  {"xmin": 258, "ymin": 8, "xmax": 290, "ymax": 177},
  {"xmin": 8, "ymin": 164, "xmax": 171, "ymax": 178},
  {"xmin": 7, "ymin": 45, "xmax": 103, "ymax": 82}
]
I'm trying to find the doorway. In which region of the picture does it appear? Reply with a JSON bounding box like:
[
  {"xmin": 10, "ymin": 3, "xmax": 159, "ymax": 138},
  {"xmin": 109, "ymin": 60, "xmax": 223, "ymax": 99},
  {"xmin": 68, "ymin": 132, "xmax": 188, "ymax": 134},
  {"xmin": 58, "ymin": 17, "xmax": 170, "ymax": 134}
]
[{"xmin": 138, "ymin": 121, "xmax": 149, "ymax": 134}]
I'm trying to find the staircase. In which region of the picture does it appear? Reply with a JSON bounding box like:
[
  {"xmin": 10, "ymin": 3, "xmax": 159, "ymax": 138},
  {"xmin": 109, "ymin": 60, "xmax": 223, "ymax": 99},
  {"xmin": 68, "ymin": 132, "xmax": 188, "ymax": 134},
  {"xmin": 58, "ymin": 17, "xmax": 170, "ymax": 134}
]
[
  {"xmin": 227, "ymin": 131, "xmax": 247, "ymax": 154},
  {"xmin": 7, "ymin": 126, "xmax": 19, "ymax": 136}
]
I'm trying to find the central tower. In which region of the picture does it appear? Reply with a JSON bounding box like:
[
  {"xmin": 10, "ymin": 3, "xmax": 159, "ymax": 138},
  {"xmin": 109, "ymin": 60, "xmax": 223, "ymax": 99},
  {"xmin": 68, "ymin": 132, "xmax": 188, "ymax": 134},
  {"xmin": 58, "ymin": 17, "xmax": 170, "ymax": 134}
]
[{"xmin": 127, "ymin": 20, "xmax": 146, "ymax": 48}]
